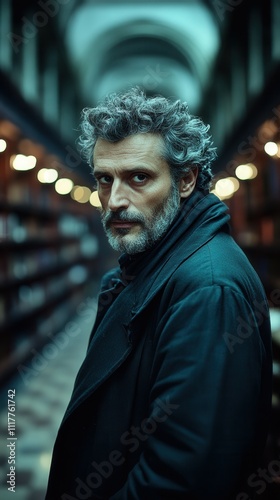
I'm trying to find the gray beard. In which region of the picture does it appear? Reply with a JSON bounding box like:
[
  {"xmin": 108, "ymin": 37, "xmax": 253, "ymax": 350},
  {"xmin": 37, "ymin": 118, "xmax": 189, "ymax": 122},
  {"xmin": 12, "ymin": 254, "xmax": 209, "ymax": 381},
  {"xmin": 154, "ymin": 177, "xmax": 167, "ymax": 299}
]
[{"xmin": 101, "ymin": 182, "xmax": 180, "ymax": 254}]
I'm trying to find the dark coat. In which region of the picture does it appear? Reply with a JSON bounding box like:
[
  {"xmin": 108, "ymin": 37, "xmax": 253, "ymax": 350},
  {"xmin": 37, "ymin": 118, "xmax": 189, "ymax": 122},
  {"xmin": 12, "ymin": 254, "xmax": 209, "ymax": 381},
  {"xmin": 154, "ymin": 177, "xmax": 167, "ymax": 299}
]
[{"xmin": 46, "ymin": 191, "xmax": 272, "ymax": 500}]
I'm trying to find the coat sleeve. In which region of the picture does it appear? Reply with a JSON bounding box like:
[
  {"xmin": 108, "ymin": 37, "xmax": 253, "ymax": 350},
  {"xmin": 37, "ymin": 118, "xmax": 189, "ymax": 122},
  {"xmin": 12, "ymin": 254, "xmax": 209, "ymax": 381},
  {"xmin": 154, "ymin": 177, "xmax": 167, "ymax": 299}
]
[{"xmin": 110, "ymin": 284, "xmax": 269, "ymax": 500}]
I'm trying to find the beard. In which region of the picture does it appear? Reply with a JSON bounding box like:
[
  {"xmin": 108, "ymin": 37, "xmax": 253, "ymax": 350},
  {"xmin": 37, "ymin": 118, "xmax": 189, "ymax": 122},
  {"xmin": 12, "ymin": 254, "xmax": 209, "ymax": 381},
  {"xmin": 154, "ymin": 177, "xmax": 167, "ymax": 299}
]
[{"xmin": 100, "ymin": 182, "xmax": 180, "ymax": 254}]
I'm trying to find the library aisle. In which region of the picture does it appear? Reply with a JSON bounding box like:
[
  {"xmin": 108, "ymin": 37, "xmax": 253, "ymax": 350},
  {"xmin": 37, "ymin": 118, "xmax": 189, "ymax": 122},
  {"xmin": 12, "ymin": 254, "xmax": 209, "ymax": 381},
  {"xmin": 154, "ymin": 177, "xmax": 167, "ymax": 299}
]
[{"xmin": 0, "ymin": 297, "xmax": 97, "ymax": 500}]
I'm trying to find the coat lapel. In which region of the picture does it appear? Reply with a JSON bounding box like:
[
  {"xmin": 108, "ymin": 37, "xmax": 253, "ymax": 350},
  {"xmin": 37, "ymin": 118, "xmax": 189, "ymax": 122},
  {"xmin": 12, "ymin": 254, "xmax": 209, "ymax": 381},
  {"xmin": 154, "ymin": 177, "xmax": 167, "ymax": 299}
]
[{"xmin": 63, "ymin": 287, "xmax": 137, "ymax": 421}]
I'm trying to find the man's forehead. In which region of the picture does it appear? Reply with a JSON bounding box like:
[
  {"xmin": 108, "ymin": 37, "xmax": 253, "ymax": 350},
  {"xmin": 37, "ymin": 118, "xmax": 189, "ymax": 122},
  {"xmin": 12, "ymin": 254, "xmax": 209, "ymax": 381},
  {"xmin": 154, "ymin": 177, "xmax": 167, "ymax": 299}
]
[
  {"xmin": 93, "ymin": 133, "xmax": 164, "ymax": 159},
  {"xmin": 92, "ymin": 133, "xmax": 170, "ymax": 177}
]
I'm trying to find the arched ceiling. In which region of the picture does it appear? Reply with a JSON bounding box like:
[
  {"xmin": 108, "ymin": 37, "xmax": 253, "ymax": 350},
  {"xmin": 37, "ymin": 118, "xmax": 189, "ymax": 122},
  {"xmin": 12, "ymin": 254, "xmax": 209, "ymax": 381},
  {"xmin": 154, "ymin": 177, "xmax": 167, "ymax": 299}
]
[{"xmin": 58, "ymin": 0, "xmax": 221, "ymax": 111}]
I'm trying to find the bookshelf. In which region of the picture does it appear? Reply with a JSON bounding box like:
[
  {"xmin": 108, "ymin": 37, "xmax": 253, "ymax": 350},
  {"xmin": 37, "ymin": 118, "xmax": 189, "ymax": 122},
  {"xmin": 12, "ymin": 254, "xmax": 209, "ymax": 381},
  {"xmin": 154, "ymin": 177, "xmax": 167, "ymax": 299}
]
[
  {"xmin": 221, "ymin": 111, "xmax": 280, "ymax": 294},
  {"xmin": 216, "ymin": 107, "xmax": 280, "ymax": 438},
  {"xmin": 0, "ymin": 117, "xmax": 104, "ymax": 383}
]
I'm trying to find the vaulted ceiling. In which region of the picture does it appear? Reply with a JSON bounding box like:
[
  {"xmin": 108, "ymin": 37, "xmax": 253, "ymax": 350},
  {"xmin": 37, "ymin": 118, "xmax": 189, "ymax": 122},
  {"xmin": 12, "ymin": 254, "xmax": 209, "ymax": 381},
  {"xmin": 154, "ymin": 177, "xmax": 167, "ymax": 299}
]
[
  {"xmin": 57, "ymin": 0, "xmax": 222, "ymax": 112},
  {"xmin": 0, "ymin": 0, "xmax": 228, "ymax": 182}
]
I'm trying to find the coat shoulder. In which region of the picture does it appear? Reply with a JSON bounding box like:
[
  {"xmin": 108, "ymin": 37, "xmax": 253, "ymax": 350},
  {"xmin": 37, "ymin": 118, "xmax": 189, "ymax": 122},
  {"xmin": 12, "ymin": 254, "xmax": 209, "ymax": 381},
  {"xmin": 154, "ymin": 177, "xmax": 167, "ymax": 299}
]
[{"xmin": 167, "ymin": 231, "xmax": 265, "ymax": 302}]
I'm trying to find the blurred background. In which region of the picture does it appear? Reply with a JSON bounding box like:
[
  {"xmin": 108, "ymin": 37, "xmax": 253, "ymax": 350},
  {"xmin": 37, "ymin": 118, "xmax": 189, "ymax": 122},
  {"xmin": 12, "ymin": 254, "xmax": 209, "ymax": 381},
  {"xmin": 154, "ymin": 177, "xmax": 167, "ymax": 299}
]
[{"xmin": 0, "ymin": 0, "xmax": 280, "ymax": 498}]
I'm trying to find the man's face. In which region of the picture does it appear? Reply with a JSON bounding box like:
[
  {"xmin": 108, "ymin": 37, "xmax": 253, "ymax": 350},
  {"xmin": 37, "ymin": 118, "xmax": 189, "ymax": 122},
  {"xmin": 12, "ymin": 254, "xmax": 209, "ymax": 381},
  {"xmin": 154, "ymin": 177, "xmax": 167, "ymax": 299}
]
[{"xmin": 93, "ymin": 133, "xmax": 180, "ymax": 254}]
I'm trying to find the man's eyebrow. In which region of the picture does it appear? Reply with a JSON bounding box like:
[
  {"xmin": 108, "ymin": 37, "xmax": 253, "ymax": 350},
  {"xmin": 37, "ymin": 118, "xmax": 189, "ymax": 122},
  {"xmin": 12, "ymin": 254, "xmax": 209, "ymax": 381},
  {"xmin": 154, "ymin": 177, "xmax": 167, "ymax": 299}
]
[
  {"xmin": 92, "ymin": 169, "xmax": 110, "ymax": 178},
  {"xmin": 93, "ymin": 166, "xmax": 155, "ymax": 177}
]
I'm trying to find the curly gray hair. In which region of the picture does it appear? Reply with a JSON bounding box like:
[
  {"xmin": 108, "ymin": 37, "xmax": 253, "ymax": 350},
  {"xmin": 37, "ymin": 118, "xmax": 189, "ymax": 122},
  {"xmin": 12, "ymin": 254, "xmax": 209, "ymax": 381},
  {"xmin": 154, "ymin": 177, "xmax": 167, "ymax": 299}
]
[{"xmin": 79, "ymin": 87, "xmax": 216, "ymax": 190}]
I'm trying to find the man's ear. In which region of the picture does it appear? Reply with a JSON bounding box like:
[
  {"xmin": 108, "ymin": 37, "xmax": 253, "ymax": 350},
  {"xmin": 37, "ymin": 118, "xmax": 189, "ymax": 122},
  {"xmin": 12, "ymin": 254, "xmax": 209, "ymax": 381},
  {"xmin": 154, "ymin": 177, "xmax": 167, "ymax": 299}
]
[{"xmin": 179, "ymin": 167, "xmax": 198, "ymax": 199}]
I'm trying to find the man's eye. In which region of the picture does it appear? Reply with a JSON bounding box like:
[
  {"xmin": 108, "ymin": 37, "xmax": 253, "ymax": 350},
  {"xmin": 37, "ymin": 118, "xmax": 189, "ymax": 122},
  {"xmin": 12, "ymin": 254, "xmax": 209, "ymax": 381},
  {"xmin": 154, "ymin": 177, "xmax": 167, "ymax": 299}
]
[
  {"xmin": 132, "ymin": 174, "xmax": 148, "ymax": 184},
  {"xmin": 99, "ymin": 176, "xmax": 112, "ymax": 185}
]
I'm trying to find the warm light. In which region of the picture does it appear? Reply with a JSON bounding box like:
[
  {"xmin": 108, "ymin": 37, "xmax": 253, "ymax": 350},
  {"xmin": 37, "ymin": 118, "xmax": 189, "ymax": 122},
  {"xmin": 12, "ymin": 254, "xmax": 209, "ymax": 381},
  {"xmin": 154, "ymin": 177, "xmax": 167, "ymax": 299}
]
[
  {"xmin": 71, "ymin": 185, "xmax": 91, "ymax": 203},
  {"xmin": 210, "ymin": 189, "xmax": 219, "ymax": 198},
  {"xmin": 0, "ymin": 139, "xmax": 7, "ymax": 152},
  {"xmin": 235, "ymin": 163, "xmax": 258, "ymax": 180},
  {"xmin": 37, "ymin": 168, "xmax": 58, "ymax": 183},
  {"xmin": 55, "ymin": 178, "xmax": 74, "ymax": 195},
  {"xmin": 39, "ymin": 453, "xmax": 52, "ymax": 470},
  {"xmin": 89, "ymin": 191, "xmax": 102, "ymax": 207},
  {"xmin": 229, "ymin": 177, "xmax": 240, "ymax": 192},
  {"xmin": 215, "ymin": 177, "xmax": 239, "ymax": 199},
  {"xmin": 264, "ymin": 141, "xmax": 278, "ymax": 156},
  {"xmin": 10, "ymin": 154, "xmax": 37, "ymax": 171}
]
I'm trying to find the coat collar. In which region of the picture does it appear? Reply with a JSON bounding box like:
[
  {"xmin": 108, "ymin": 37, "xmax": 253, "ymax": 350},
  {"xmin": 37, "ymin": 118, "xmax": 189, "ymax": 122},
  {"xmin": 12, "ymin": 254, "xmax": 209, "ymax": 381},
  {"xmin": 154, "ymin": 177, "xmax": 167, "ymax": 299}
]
[
  {"xmin": 121, "ymin": 191, "xmax": 230, "ymax": 311},
  {"xmin": 119, "ymin": 190, "xmax": 229, "ymax": 278}
]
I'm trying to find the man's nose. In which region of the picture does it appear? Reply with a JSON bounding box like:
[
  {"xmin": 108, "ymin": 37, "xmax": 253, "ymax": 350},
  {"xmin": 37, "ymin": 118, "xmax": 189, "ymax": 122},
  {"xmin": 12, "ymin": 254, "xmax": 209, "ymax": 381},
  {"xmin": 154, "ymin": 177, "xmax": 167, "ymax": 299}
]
[{"xmin": 108, "ymin": 181, "xmax": 129, "ymax": 211}]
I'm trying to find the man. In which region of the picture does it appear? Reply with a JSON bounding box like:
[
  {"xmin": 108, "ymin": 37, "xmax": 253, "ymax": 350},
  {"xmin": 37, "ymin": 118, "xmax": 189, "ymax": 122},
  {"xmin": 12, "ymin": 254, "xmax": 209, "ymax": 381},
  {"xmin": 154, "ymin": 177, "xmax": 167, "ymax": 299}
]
[{"xmin": 46, "ymin": 88, "xmax": 272, "ymax": 499}]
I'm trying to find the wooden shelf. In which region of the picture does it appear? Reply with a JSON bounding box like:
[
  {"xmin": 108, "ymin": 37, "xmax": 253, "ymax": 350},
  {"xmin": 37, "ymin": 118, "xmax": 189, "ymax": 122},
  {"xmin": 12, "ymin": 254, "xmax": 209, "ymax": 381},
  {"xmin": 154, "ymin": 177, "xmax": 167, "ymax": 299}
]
[
  {"xmin": 0, "ymin": 236, "xmax": 82, "ymax": 250},
  {"xmin": 1, "ymin": 288, "xmax": 66, "ymax": 333},
  {"xmin": 0, "ymin": 116, "xmax": 107, "ymax": 385},
  {"xmin": 0, "ymin": 198, "xmax": 95, "ymax": 219},
  {"xmin": 0, "ymin": 199, "xmax": 60, "ymax": 219},
  {"xmin": 0, "ymin": 255, "xmax": 96, "ymax": 291},
  {"xmin": 247, "ymin": 202, "xmax": 280, "ymax": 219},
  {"xmin": 0, "ymin": 280, "xmax": 96, "ymax": 383}
]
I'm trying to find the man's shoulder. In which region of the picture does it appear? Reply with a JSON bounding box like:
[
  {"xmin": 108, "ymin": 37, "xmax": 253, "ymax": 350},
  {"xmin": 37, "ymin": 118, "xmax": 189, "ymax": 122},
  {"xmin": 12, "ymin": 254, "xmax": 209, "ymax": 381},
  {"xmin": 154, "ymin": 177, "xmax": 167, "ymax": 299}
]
[{"xmin": 169, "ymin": 231, "xmax": 263, "ymax": 298}]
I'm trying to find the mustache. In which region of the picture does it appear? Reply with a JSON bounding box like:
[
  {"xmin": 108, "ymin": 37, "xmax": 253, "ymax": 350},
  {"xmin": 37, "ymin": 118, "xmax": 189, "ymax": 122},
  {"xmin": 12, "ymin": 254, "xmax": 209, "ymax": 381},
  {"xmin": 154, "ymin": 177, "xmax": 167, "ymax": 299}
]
[{"xmin": 102, "ymin": 210, "xmax": 145, "ymax": 227}]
